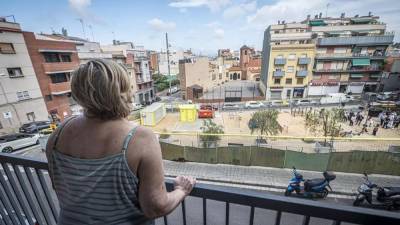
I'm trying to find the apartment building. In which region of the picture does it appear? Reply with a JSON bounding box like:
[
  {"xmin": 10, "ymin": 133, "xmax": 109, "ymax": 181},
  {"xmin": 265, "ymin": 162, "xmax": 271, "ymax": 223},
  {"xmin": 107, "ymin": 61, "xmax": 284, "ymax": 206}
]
[
  {"xmin": 310, "ymin": 13, "xmax": 393, "ymax": 96},
  {"xmin": 378, "ymin": 52, "xmax": 400, "ymax": 92},
  {"xmin": 261, "ymin": 22, "xmax": 315, "ymax": 100},
  {"xmin": 102, "ymin": 41, "xmax": 155, "ymax": 104},
  {"xmin": 23, "ymin": 31, "xmax": 80, "ymax": 120},
  {"xmin": 0, "ymin": 18, "xmax": 48, "ymax": 133},
  {"xmin": 158, "ymin": 49, "xmax": 193, "ymax": 77},
  {"xmin": 179, "ymin": 57, "xmax": 211, "ymax": 100}
]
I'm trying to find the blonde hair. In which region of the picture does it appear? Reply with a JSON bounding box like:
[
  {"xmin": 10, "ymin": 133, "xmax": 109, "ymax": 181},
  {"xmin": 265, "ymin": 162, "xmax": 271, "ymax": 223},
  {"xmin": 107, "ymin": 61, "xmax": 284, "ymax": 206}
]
[{"xmin": 71, "ymin": 59, "xmax": 133, "ymax": 120}]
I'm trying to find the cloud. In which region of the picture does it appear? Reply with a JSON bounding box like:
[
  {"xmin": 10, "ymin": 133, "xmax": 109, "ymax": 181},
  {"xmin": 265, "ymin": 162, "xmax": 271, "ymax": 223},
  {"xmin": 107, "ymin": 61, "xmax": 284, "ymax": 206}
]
[
  {"xmin": 69, "ymin": 0, "xmax": 91, "ymax": 17},
  {"xmin": 169, "ymin": 0, "xmax": 231, "ymax": 12},
  {"xmin": 247, "ymin": 0, "xmax": 400, "ymax": 39},
  {"xmin": 214, "ymin": 28, "xmax": 225, "ymax": 39},
  {"xmin": 223, "ymin": 1, "xmax": 257, "ymax": 19},
  {"xmin": 148, "ymin": 18, "xmax": 176, "ymax": 31}
]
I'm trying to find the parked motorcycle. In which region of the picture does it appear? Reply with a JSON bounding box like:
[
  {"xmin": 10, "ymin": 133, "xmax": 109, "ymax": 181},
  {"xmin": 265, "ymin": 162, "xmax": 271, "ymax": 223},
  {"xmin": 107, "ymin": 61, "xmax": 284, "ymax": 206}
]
[
  {"xmin": 353, "ymin": 173, "xmax": 400, "ymax": 210},
  {"xmin": 285, "ymin": 167, "xmax": 336, "ymax": 198}
]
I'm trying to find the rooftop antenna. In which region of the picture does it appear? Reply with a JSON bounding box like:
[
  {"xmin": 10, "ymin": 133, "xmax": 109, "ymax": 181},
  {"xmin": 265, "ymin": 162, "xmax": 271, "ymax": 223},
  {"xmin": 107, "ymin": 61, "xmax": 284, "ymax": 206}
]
[
  {"xmin": 88, "ymin": 25, "xmax": 94, "ymax": 41},
  {"xmin": 112, "ymin": 31, "xmax": 116, "ymax": 42},
  {"xmin": 77, "ymin": 18, "xmax": 86, "ymax": 39},
  {"xmin": 326, "ymin": 3, "xmax": 330, "ymax": 18}
]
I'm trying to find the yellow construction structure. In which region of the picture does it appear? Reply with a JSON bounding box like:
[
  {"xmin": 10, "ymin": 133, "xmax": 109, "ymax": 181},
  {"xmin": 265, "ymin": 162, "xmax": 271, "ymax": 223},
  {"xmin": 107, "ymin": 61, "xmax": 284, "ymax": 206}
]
[{"xmin": 179, "ymin": 104, "xmax": 197, "ymax": 122}]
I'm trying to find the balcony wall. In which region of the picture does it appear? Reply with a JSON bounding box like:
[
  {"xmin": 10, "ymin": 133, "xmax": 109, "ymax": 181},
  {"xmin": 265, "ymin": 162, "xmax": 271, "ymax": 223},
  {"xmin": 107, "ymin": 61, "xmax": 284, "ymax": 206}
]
[
  {"xmin": 317, "ymin": 35, "xmax": 394, "ymax": 46},
  {"xmin": 296, "ymin": 70, "xmax": 308, "ymax": 77},
  {"xmin": 48, "ymin": 81, "xmax": 71, "ymax": 95},
  {"xmin": 274, "ymin": 58, "xmax": 286, "ymax": 65},
  {"xmin": 273, "ymin": 71, "xmax": 285, "ymax": 77},
  {"xmin": 42, "ymin": 62, "xmax": 79, "ymax": 74},
  {"xmin": 298, "ymin": 58, "xmax": 311, "ymax": 64}
]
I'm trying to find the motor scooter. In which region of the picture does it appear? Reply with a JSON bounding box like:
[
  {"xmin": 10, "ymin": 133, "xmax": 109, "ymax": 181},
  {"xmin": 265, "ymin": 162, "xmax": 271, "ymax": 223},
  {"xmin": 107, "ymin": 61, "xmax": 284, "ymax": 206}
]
[
  {"xmin": 285, "ymin": 167, "xmax": 336, "ymax": 199},
  {"xmin": 353, "ymin": 173, "xmax": 400, "ymax": 210}
]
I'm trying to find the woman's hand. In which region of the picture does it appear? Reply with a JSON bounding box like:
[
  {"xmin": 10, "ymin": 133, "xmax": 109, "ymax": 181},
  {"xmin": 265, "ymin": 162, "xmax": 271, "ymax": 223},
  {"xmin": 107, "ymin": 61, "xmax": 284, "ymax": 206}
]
[{"xmin": 174, "ymin": 176, "xmax": 196, "ymax": 196}]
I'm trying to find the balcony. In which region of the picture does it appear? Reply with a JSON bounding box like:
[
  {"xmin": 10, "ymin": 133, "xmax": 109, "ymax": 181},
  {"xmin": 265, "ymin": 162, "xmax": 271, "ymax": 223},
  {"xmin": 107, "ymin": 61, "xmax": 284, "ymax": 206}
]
[
  {"xmin": 296, "ymin": 70, "xmax": 308, "ymax": 77},
  {"xmin": 42, "ymin": 62, "xmax": 79, "ymax": 74},
  {"xmin": 273, "ymin": 71, "xmax": 285, "ymax": 77},
  {"xmin": 274, "ymin": 58, "xmax": 286, "ymax": 65},
  {"xmin": 48, "ymin": 81, "xmax": 71, "ymax": 95},
  {"xmin": 317, "ymin": 35, "xmax": 394, "ymax": 46},
  {"xmin": 298, "ymin": 57, "xmax": 311, "ymax": 64},
  {"xmin": 0, "ymin": 153, "xmax": 399, "ymax": 225},
  {"xmin": 314, "ymin": 66, "xmax": 382, "ymax": 73},
  {"xmin": 315, "ymin": 52, "xmax": 386, "ymax": 59}
]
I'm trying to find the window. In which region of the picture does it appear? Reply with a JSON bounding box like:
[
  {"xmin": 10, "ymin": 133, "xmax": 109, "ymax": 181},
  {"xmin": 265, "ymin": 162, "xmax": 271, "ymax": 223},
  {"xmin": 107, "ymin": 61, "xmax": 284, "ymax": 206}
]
[
  {"xmin": 17, "ymin": 91, "xmax": 30, "ymax": 101},
  {"xmin": 43, "ymin": 53, "xmax": 60, "ymax": 62},
  {"xmin": 44, "ymin": 95, "xmax": 53, "ymax": 102},
  {"xmin": 60, "ymin": 54, "xmax": 71, "ymax": 62},
  {"xmin": 219, "ymin": 73, "xmax": 222, "ymax": 79},
  {"xmin": 7, "ymin": 68, "xmax": 23, "ymax": 78},
  {"xmin": 286, "ymin": 78, "xmax": 292, "ymax": 84},
  {"xmin": 212, "ymin": 74, "xmax": 216, "ymax": 80},
  {"xmin": 0, "ymin": 43, "xmax": 15, "ymax": 54},
  {"xmin": 328, "ymin": 74, "xmax": 337, "ymax": 79},
  {"xmin": 313, "ymin": 75, "xmax": 321, "ymax": 80},
  {"xmin": 0, "ymin": 121, "xmax": 2, "ymax": 129},
  {"xmin": 50, "ymin": 73, "xmax": 68, "ymax": 83},
  {"xmin": 287, "ymin": 66, "xmax": 294, "ymax": 73},
  {"xmin": 288, "ymin": 54, "xmax": 296, "ymax": 60},
  {"xmin": 226, "ymin": 72, "xmax": 229, "ymax": 78},
  {"xmin": 276, "ymin": 55, "xmax": 283, "ymax": 59},
  {"xmin": 299, "ymin": 40, "xmax": 305, "ymax": 44},
  {"xmin": 26, "ymin": 112, "xmax": 36, "ymax": 121},
  {"xmin": 274, "ymin": 78, "xmax": 281, "ymax": 84},
  {"xmin": 300, "ymin": 53, "xmax": 307, "ymax": 58},
  {"xmin": 245, "ymin": 50, "xmax": 247, "ymax": 55},
  {"xmin": 297, "ymin": 78, "xmax": 304, "ymax": 84}
]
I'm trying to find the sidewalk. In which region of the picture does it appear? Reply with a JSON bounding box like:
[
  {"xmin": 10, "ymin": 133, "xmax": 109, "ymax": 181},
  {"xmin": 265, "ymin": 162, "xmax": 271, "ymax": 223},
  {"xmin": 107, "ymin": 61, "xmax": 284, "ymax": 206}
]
[{"xmin": 163, "ymin": 160, "xmax": 400, "ymax": 196}]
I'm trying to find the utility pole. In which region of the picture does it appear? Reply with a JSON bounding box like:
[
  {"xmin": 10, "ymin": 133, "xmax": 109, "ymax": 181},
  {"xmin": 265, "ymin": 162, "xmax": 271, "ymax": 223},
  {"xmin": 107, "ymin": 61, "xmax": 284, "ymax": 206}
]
[
  {"xmin": 88, "ymin": 25, "xmax": 94, "ymax": 42},
  {"xmin": 326, "ymin": 3, "xmax": 330, "ymax": 18},
  {"xmin": 77, "ymin": 18, "xmax": 86, "ymax": 39},
  {"xmin": 166, "ymin": 33, "xmax": 172, "ymax": 95}
]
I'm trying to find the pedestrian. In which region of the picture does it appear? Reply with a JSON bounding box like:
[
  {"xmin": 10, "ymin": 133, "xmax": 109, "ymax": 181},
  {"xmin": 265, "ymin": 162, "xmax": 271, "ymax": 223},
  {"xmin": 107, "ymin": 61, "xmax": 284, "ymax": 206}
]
[
  {"xmin": 356, "ymin": 112, "xmax": 364, "ymax": 126},
  {"xmin": 372, "ymin": 125, "xmax": 379, "ymax": 136},
  {"xmin": 378, "ymin": 112, "xmax": 385, "ymax": 126},
  {"xmin": 394, "ymin": 115, "xmax": 400, "ymax": 128},
  {"xmin": 388, "ymin": 113, "xmax": 395, "ymax": 129},
  {"xmin": 45, "ymin": 59, "xmax": 196, "ymax": 224},
  {"xmin": 350, "ymin": 115, "xmax": 356, "ymax": 126},
  {"xmin": 361, "ymin": 123, "xmax": 368, "ymax": 134},
  {"xmin": 383, "ymin": 116, "xmax": 390, "ymax": 129}
]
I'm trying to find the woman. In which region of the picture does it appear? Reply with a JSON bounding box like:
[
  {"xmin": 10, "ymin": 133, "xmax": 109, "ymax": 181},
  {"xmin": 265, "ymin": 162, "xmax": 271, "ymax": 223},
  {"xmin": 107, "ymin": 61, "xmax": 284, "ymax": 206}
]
[{"xmin": 46, "ymin": 59, "xmax": 196, "ymax": 225}]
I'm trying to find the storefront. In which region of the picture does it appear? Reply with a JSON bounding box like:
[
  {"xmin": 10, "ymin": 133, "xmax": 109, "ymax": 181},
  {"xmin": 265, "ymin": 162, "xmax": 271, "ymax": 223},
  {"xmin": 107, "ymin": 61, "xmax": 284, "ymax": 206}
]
[
  {"xmin": 347, "ymin": 82, "xmax": 364, "ymax": 94},
  {"xmin": 293, "ymin": 87, "xmax": 305, "ymax": 98}
]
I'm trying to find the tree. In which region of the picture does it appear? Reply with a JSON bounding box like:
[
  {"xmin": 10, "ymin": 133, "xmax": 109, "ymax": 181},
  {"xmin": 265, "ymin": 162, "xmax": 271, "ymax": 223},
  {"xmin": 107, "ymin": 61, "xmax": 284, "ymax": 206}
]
[
  {"xmin": 248, "ymin": 110, "xmax": 282, "ymax": 141},
  {"xmin": 304, "ymin": 108, "xmax": 343, "ymax": 145},
  {"xmin": 199, "ymin": 119, "xmax": 224, "ymax": 147}
]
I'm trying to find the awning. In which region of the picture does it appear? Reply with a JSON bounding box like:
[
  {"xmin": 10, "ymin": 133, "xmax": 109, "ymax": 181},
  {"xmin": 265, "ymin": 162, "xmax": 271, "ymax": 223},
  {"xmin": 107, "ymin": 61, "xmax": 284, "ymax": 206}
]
[
  {"xmin": 370, "ymin": 74, "xmax": 381, "ymax": 78},
  {"xmin": 352, "ymin": 58, "xmax": 370, "ymax": 66},
  {"xmin": 309, "ymin": 20, "xmax": 326, "ymax": 26},
  {"xmin": 350, "ymin": 74, "xmax": 364, "ymax": 78},
  {"xmin": 351, "ymin": 17, "xmax": 374, "ymax": 24}
]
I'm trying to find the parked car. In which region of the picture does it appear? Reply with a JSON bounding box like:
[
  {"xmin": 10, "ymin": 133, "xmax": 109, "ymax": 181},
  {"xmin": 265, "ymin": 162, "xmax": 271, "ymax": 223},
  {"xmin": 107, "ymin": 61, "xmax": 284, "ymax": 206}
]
[
  {"xmin": 270, "ymin": 100, "xmax": 289, "ymax": 107},
  {"xmin": 132, "ymin": 103, "xmax": 143, "ymax": 111},
  {"xmin": 200, "ymin": 104, "xmax": 218, "ymax": 111},
  {"xmin": 0, "ymin": 133, "xmax": 40, "ymax": 153},
  {"xmin": 295, "ymin": 99, "xmax": 313, "ymax": 106},
  {"xmin": 245, "ymin": 101, "xmax": 264, "ymax": 109},
  {"xmin": 198, "ymin": 109, "xmax": 214, "ymax": 118},
  {"xmin": 377, "ymin": 92, "xmax": 393, "ymax": 101},
  {"xmin": 19, "ymin": 121, "xmax": 51, "ymax": 133},
  {"xmin": 222, "ymin": 103, "xmax": 240, "ymax": 110}
]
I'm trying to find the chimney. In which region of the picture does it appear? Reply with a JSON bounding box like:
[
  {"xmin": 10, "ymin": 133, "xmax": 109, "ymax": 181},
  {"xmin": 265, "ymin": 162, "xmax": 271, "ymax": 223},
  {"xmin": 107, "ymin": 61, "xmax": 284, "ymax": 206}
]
[
  {"xmin": 307, "ymin": 15, "xmax": 311, "ymax": 20},
  {"xmin": 319, "ymin": 12, "xmax": 322, "ymax": 18},
  {"xmin": 282, "ymin": 20, "xmax": 285, "ymax": 24},
  {"xmin": 341, "ymin": 13, "xmax": 345, "ymax": 18}
]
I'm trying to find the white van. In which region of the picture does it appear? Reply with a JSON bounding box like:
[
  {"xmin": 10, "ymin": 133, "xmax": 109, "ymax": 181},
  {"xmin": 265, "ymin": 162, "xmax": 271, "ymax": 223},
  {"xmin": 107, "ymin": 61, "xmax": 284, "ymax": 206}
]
[{"xmin": 320, "ymin": 93, "xmax": 350, "ymax": 104}]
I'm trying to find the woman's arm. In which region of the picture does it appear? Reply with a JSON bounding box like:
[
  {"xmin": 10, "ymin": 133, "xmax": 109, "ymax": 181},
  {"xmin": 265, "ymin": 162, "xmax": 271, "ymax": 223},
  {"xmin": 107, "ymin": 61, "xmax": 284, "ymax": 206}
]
[{"xmin": 127, "ymin": 127, "xmax": 195, "ymax": 219}]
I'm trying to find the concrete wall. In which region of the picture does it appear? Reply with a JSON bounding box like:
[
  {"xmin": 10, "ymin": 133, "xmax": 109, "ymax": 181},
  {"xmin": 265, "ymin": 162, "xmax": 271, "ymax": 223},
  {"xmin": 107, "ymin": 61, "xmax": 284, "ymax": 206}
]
[{"xmin": 159, "ymin": 142, "xmax": 400, "ymax": 175}]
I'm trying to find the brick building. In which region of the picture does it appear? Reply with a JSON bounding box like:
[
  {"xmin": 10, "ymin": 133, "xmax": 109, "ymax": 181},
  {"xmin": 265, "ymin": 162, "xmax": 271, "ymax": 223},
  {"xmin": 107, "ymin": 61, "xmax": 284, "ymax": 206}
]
[{"xmin": 23, "ymin": 32, "xmax": 79, "ymax": 120}]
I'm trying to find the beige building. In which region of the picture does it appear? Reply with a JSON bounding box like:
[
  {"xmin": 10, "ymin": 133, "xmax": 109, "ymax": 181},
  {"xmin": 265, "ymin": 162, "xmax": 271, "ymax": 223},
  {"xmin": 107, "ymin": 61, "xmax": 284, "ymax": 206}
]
[
  {"xmin": 0, "ymin": 18, "xmax": 48, "ymax": 133},
  {"xmin": 179, "ymin": 57, "xmax": 216, "ymax": 100}
]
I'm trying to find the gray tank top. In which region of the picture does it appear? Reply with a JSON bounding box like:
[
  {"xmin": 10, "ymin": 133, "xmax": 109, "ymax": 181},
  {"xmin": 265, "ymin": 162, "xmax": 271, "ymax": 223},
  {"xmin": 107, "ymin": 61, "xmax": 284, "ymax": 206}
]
[{"xmin": 48, "ymin": 118, "xmax": 154, "ymax": 225}]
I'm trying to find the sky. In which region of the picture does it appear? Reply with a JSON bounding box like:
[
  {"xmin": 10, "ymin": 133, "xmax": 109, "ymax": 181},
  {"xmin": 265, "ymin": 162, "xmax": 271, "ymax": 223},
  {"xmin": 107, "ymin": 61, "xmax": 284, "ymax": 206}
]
[{"xmin": 2, "ymin": 0, "xmax": 400, "ymax": 55}]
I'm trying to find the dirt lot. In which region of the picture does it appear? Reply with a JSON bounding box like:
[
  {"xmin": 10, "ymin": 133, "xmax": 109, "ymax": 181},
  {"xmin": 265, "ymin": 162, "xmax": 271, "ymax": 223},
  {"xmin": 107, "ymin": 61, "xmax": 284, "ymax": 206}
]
[{"xmin": 149, "ymin": 109, "xmax": 400, "ymax": 153}]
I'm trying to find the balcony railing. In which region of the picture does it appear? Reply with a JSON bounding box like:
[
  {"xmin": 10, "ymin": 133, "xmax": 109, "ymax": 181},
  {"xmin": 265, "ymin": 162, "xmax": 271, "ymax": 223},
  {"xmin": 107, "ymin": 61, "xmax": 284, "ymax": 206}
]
[
  {"xmin": 317, "ymin": 35, "xmax": 394, "ymax": 46},
  {"xmin": 42, "ymin": 62, "xmax": 79, "ymax": 74},
  {"xmin": 298, "ymin": 58, "xmax": 311, "ymax": 65},
  {"xmin": 0, "ymin": 153, "xmax": 400, "ymax": 225},
  {"xmin": 273, "ymin": 71, "xmax": 285, "ymax": 77},
  {"xmin": 274, "ymin": 58, "xmax": 286, "ymax": 65},
  {"xmin": 314, "ymin": 66, "xmax": 382, "ymax": 73},
  {"xmin": 296, "ymin": 70, "xmax": 308, "ymax": 77},
  {"xmin": 315, "ymin": 52, "xmax": 386, "ymax": 59},
  {"xmin": 48, "ymin": 81, "xmax": 71, "ymax": 95}
]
